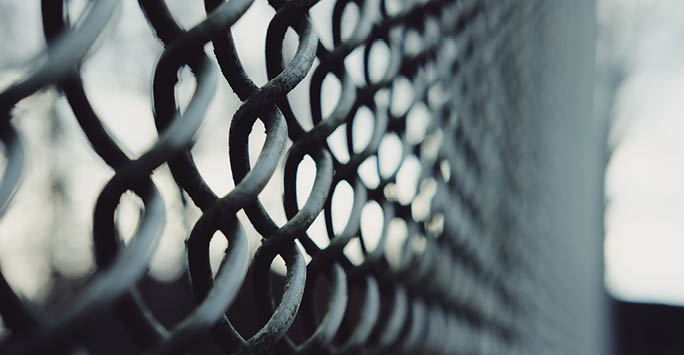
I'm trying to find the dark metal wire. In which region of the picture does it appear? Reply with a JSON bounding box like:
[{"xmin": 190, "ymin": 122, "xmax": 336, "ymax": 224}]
[{"xmin": 0, "ymin": 0, "xmax": 550, "ymax": 354}]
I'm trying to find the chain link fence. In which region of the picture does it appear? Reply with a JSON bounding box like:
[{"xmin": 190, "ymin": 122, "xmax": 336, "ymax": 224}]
[{"xmin": 0, "ymin": 0, "xmax": 605, "ymax": 354}]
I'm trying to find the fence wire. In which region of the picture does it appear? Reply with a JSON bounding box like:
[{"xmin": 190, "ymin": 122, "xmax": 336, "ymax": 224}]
[{"xmin": 0, "ymin": 0, "xmax": 600, "ymax": 354}]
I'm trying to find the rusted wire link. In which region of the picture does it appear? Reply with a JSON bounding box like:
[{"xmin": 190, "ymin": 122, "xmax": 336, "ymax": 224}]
[{"xmin": 0, "ymin": 0, "xmax": 549, "ymax": 354}]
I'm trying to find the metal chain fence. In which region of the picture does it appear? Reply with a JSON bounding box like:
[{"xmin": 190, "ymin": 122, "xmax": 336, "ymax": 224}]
[{"xmin": 0, "ymin": 0, "xmax": 604, "ymax": 354}]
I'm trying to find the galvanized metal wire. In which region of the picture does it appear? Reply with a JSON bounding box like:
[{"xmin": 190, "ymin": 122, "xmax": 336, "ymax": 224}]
[{"xmin": 0, "ymin": 0, "xmax": 597, "ymax": 354}]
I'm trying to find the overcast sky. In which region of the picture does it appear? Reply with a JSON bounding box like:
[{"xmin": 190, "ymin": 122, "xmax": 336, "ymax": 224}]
[{"xmin": 601, "ymin": 0, "xmax": 684, "ymax": 305}]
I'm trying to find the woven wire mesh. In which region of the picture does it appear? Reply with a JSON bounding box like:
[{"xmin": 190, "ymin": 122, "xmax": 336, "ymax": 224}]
[{"xmin": 0, "ymin": 0, "xmax": 600, "ymax": 354}]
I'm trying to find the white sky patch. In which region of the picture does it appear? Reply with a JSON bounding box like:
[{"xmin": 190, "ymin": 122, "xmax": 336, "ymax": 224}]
[{"xmin": 602, "ymin": 0, "xmax": 684, "ymax": 305}]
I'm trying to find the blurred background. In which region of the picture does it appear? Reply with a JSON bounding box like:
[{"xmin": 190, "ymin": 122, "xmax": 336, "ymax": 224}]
[
  {"xmin": 597, "ymin": 1, "xmax": 684, "ymax": 352},
  {"xmin": 600, "ymin": 0, "xmax": 684, "ymax": 307},
  {"xmin": 1, "ymin": 0, "xmax": 684, "ymax": 353}
]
